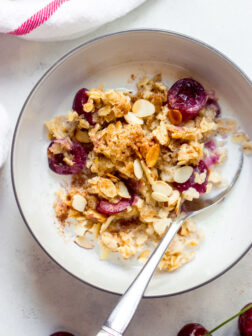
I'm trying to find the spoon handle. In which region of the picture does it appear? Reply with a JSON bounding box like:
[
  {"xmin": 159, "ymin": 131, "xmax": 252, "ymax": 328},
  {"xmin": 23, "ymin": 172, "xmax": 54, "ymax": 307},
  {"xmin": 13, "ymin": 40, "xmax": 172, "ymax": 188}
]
[{"xmin": 96, "ymin": 215, "xmax": 189, "ymax": 336}]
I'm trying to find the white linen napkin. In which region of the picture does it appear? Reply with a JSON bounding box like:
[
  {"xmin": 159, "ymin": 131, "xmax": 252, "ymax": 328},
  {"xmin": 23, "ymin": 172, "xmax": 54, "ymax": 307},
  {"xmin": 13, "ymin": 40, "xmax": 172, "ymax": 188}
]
[{"xmin": 0, "ymin": 0, "xmax": 146, "ymax": 41}]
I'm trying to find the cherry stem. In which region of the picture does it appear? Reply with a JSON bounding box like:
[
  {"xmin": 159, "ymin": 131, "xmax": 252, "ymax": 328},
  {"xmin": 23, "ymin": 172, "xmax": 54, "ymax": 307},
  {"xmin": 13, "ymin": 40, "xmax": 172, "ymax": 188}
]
[{"xmin": 202, "ymin": 303, "xmax": 252, "ymax": 336}]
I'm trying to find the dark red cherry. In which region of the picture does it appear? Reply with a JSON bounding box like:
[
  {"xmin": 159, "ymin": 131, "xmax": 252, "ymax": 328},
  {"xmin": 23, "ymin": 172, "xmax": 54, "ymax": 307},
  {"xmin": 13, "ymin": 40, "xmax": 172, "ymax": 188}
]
[
  {"xmin": 168, "ymin": 78, "xmax": 207, "ymax": 121},
  {"xmin": 97, "ymin": 194, "xmax": 137, "ymax": 215},
  {"xmin": 177, "ymin": 323, "xmax": 210, "ymax": 336},
  {"xmin": 48, "ymin": 139, "xmax": 87, "ymax": 175},
  {"xmin": 72, "ymin": 88, "xmax": 94, "ymax": 125},
  {"xmin": 238, "ymin": 303, "xmax": 252, "ymax": 336}
]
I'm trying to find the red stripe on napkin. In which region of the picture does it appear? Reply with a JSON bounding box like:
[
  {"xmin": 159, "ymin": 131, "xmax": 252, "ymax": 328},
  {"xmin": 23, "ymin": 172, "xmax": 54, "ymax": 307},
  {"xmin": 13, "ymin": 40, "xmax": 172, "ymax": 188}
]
[{"xmin": 8, "ymin": 0, "xmax": 69, "ymax": 36}]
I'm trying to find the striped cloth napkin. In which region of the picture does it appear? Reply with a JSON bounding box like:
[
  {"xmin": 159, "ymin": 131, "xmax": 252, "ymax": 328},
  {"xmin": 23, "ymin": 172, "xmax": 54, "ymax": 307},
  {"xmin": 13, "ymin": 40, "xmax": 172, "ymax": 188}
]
[{"xmin": 0, "ymin": 0, "xmax": 146, "ymax": 41}]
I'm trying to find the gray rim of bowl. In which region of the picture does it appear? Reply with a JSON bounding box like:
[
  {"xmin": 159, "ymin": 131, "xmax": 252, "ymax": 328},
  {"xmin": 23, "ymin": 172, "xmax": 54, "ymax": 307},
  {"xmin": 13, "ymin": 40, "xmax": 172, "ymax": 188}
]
[{"xmin": 11, "ymin": 28, "xmax": 252, "ymax": 298}]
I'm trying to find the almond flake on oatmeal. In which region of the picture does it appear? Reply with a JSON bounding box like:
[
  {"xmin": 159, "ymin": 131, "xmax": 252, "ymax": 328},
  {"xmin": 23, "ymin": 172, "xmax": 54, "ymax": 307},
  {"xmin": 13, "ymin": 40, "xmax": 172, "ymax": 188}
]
[
  {"xmin": 182, "ymin": 188, "xmax": 200, "ymax": 201},
  {"xmin": 174, "ymin": 166, "xmax": 193, "ymax": 183},
  {"xmin": 74, "ymin": 235, "xmax": 94, "ymax": 249},
  {"xmin": 72, "ymin": 194, "xmax": 87, "ymax": 212},
  {"xmin": 124, "ymin": 112, "xmax": 144, "ymax": 125},
  {"xmin": 134, "ymin": 159, "xmax": 143, "ymax": 179},
  {"xmin": 168, "ymin": 190, "xmax": 180, "ymax": 206},
  {"xmin": 101, "ymin": 215, "xmax": 116, "ymax": 233},
  {"xmin": 98, "ymin": 178, "xmax": 117, "ymax": 198},
  {"xmin": 132, "ymin": 99, "xmax": 155, "ymax": 117},
  {"xmin": 151, "ymin": 191, "xmax": 169, "ymax": 202},
  {"xmin": 152, "ymin": 181, "xmax": 172, "ymax": 196},
  {"xmin": 75, "ymin": 129, "xmax": 91, "ymax": 143},
  {"xmin": 146, "ymin": 144, "xmax": 160, "ymax": 167},
  {"xmin": 117, "ymin": 181, "xmax": 131, "ymax": 199},
  {"xmin": 85, "ymin": 209, "xmax": 107, "ymax": 223}
]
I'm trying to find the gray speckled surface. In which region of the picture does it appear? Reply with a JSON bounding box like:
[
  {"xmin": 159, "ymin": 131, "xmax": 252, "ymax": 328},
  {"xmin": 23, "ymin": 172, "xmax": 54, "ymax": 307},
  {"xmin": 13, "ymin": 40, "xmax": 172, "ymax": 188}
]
[{"xmin": 0, "ymin": 0, "xmax": 251, "ymax": 335}]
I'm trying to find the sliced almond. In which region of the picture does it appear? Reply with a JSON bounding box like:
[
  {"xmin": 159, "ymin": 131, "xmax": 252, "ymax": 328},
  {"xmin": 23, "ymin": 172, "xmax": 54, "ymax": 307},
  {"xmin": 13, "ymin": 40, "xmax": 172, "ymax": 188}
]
[
  {"xmin": 140, "ymin": 160, "xmax": 154, "ymax": 185},
  {"xmin": 146, "ymin": 144, "xmax": 160, "ymax": 168},
  {"xmin": 100, "ymin": 215, "xmax": 115, "ymax": 233},
  {"xmin": 152, "ymin": 181, "xmax": 172, "ymax": 196},
  {"xmin": 168, "ymin": 190, "xmax": 180, "ymax": 207},
  {"xmin": 75, "ymin": 129, "xmax": 90, "ymax": 143},
  {"xmin": 85, "ymin": 209, "xmax": 107, "ymax": 223},
  {"xmin": 74, "ymin": 235, "xmax": 94, "ymax": 249},
  {"xmin": 72, "ymin": 194, "xmax": 87, "ymax": 212},
  {"xmin": 174, "ymin": 166, "xmax": 193, "ymax": 183},
  {"xmin": 132, "ymin": 99, "xmax": 155, "ymax": 117},
  {"xmin": 151, "ymin": 191, "xmax": 169, "ymax": 202},
  {"xmin": 134, "ymin": 159, "xmax": 143, "ymax": 179},
  {"xmin": 117, "ymin": 181, "xmax": 131, "ymax": 199},
  {"xmin": 98, "ymin": 178, "xmax": 117, "ymax": 198},
  {"xmin": 124, "ymin": 112, "xmax": 144, "ymax": 125}
]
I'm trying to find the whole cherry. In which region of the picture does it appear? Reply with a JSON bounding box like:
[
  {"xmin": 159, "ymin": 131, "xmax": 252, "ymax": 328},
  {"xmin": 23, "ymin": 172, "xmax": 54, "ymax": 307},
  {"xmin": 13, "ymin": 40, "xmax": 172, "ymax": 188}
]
[
  {"xmin": 177, "ymin": 323, "xmax": 210, "ymax": 336},
  {"xmin": 238, "ymin": 303, "xmax": 252, "ymax": 336}
]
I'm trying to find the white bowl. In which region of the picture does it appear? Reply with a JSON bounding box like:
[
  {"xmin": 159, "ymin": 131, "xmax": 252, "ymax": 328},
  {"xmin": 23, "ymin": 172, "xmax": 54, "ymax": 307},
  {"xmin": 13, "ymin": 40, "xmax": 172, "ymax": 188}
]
[{"xmin": 11, "ymin": 30, "xmax": 252, "ymax": 297}]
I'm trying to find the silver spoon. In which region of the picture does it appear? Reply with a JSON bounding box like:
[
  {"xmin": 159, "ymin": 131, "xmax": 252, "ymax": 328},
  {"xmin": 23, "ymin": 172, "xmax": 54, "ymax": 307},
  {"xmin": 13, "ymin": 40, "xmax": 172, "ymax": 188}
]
[{"xmin": 96, "ymin": 152, "xmax": 243, "ymax": 336}]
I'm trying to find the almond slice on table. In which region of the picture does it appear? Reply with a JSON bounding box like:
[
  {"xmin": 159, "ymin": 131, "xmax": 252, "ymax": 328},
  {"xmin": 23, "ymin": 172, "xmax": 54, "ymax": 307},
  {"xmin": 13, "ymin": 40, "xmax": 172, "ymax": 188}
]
[
  {"xmin": 124, "ymin": 112, "xmax": 144, "ymax": 125},
  {"xmin": 134, "ymin": 159, "xmax": 143, "ymax": 179},
  {"xmin": 174, "ymin": 166, "xmax": 193, "ymax": 183},
  {"xmin": 151, "ymin": 191, "xmax": 169, "ymax": 202},
  {"xmin": 72, "ymin": 194, "xmax": 87, "ymax": 212},
  {"xmin": 152, "ymin": 181, "xmax": 172, "ymax": 196},
  {"xmin": 132, "ymin": 99, "xmax": 155, "ymax": 117}
]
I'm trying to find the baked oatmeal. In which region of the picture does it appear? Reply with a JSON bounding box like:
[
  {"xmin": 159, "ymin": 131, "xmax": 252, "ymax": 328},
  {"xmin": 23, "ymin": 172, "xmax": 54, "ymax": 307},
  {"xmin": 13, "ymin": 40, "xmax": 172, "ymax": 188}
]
[{"xmin": 45, "ymin": 75, "xmax": 251, "ymax": 272}]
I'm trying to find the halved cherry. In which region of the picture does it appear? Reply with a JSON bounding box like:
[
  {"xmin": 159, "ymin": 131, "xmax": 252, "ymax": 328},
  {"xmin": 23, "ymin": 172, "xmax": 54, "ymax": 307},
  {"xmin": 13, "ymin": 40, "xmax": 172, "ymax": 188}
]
[
  {"xmin": 173, "ymin": 160, "xmax": 209, "ymax": 193},
  {"xmin": 168, "ymin": 78, "xmax": 207, "ymax": 121},
  {"xmin": 48, "ymin": 139, "xmax": 87, "ymax": 175},
  {"xmin": 97, "ymin": 194, "xmax": 137, "ymax": 215},
  {"xmin": 72, "ymin": 88, "xmax": 94, "ymax": 125}
]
